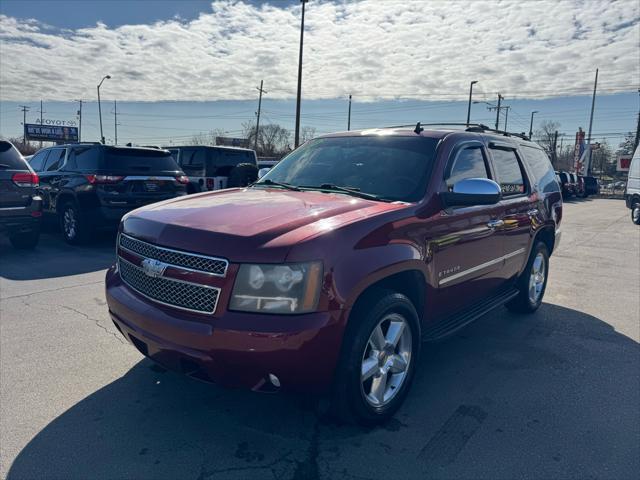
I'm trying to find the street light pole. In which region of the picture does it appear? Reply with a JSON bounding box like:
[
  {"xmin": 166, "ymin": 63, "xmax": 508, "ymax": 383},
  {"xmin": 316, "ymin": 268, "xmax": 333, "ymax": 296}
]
[
  {"xmin": 347, "ymin": 94, "xmax": 352, "ymax": 131},
  {"xmin": 97, "ymin": 75, "xmax": 111, "ymax": 144},
  {"xmin": 529, "ymin": 110, "xmax": 538, "ymax": 139},
  {"xmin": 294, "ymin": 0, "xmax": 308, "ymax": 149},
  {"xmin": 466, "ymin": 80, "xmax": 477, "ymax": 126}
]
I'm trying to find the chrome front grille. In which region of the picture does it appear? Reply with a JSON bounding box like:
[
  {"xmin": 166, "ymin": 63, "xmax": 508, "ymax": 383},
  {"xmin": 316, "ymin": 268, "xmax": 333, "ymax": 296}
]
[
  {"xmin": 119, "ymin": 234, "xmax": 228, "ymax": 276},
  {"xmin": 118, "ymin": 258, "xmax": 220, "ymax": 314}
]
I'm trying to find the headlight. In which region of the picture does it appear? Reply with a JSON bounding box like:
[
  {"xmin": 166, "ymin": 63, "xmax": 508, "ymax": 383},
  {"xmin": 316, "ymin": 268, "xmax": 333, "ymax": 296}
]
[{"xmin": 230, "ymin": 262, "xmax": 323, "ymax": 314}]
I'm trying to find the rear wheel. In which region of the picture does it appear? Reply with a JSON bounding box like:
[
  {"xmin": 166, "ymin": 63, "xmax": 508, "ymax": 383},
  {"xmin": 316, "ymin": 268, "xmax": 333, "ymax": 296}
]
[
  {"xmin": 60, "ymin": 202, "xmax": 90, "ymax": 244},
  {"xmin": 632, "ymin": 202, "xmax": 640, "ymax": 225},
  {"xmin": 506, "ymin": 242, "xmax": 549, "ymax": 313},
  {"xmin": 331, "ymin": 290, "xmax": 420, "ymax": 425},
  {"xmin": 9, "ymin": 227, "xmax": 40, "ymax": 249}
]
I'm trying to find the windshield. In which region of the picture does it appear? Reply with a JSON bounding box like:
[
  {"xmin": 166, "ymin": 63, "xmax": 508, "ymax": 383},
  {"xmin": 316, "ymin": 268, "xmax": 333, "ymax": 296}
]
[{"xmin": 256, "ymin": 136, "xmax": 439, "ymax": 202}]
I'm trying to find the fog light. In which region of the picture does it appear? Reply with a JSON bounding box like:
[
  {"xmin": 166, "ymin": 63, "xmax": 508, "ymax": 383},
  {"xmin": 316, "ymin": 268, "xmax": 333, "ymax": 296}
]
[{"xmin": 268, "ymin": 373, "xmax": 280, "ymax": 388}]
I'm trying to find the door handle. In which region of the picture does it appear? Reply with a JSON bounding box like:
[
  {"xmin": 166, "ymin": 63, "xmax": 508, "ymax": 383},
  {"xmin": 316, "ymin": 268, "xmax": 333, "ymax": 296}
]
[{"xmin": 487, "ymin": 219, "xmax": 504, "ymax": 229}]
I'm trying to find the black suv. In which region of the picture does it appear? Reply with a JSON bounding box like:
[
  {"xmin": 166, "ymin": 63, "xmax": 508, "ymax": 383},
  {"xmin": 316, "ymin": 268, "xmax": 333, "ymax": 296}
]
[
  {"xmin": 0, "ymin": 140, "xmax": 42, "ymax": 249},
  {"xmin": 28, "ymin": 143, "xmax": 188, "ymax": 244},
  {"xmin": 165, "ymin": 145, "xmax": 258, "ymax": 193}
]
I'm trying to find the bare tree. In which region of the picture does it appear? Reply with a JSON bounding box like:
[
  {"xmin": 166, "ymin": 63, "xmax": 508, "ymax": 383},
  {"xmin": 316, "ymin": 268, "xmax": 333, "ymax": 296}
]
[
  {"xmin": 7, "ymin": 138, "xmax": 37, "ymax": 155},
  {"xmin": 300, "ymin": 126, "xmax": 316, "ymax": 144},
  {"xmin": 188, "ymin": 129, "xmax": 228, "ymax": 146},
  {"xmin": 534, "ymin": 120, "xmax": 561, "ymax": 161},
  {"xmin": 242, "ymin": 121, "xmax": 291, "ymax": 157}
]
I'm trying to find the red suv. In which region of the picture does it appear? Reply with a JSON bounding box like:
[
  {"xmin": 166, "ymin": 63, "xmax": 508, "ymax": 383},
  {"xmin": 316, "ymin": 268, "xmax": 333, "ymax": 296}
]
[{"xmin": 106, "ymin": 124, "xmax": 563, "ymax": 424}]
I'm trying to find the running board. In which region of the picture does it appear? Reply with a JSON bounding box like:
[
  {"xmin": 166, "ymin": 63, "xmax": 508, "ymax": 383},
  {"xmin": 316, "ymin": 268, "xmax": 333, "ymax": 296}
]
[{"xmin": 422, "ymin": 288, "xmax": 519, "ymax": 341}]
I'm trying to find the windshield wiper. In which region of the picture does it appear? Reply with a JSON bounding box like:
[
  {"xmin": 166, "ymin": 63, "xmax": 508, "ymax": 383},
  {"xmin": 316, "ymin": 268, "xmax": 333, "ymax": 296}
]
[
  {"xmin": 253, "ymin": 179, "xmax": 301, "ymax": 191},
  {"xmin": 299, "ymin": 183, "xmax": 391, "ymax": 202}
]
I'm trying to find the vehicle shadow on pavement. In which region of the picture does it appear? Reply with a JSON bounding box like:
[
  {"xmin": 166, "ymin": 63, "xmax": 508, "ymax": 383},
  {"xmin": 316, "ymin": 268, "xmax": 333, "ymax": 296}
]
[
  {"xmin": 6, "ymin": 304, "xmax": 640, "ymax": 480},
  {"xmin": 0, "ymin": 230, "xmax": 117, "ymax": 281}
]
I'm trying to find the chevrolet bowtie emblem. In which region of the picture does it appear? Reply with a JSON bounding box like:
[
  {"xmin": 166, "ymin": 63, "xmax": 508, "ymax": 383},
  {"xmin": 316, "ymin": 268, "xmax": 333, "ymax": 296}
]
[{"xmin": 141, "ymin": 258, "xmax": 168, "ymax": 278}]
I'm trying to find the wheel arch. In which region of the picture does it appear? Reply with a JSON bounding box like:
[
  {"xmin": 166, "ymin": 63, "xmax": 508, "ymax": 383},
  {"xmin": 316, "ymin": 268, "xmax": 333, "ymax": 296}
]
[{"xmin": 533, "ymin": 225, "xmax": 556, "ymax": 256}]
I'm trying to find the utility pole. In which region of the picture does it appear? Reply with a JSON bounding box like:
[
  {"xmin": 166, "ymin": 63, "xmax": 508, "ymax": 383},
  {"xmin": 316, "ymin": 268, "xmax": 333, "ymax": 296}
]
[
  {"xmin": 495, "ymin": 94, "xmax": 503, "ymax": 130},
  {"xmin": 529, "ymin": 110, "xmax": 538, "ymax": 139},
  {"xmin": 552, "ymin": 130, "xmax": 559, "ymax": 166},
  {"xmin": 294, "ymin": 0, "xmax": 308, "ymax": 149},
  {"xmin": 39, "ymin": 100, "xmax": 44, "ymax": 148},
  {"xmin": 585, "ymin": 68, "xmax": 598, "ymax": 174},
  {"xmin": 466, "ymin": 80, "xmax": 478, "ymax": 126},
  {"xmin": 114, "ymin": 99, "xmax": 118, "ymax": 145},
  {"xmin": 76, "ymin": 100, "xmax": 83, "ymax": 142},
  {"xmin": 347, "ymin": 94, "xmax": 352, "ymax": 131},
  {"xmin": 503, "ymin": 106, "xmax": 511, "ymax": 131},
  {"xmin": 254, "ymin": 80, "xmax": 266, "ymax": 152},
  {"xmin": 634, "ymin": 89, "xmax": 640, "ymax": 151},
  {"xmin": 19, "ymin": 105, "xmax": 29, "ymax": 146}
]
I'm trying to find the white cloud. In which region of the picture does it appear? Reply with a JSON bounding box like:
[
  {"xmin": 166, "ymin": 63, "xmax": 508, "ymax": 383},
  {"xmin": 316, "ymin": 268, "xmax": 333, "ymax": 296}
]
[{"xmin": 0, "ymin": 0, "xmax": 638, "ymax": 102}]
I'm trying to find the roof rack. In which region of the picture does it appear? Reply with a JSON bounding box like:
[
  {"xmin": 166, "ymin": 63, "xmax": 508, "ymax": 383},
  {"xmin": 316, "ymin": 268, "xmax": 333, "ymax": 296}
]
[{"xmin": 382, "ymin": 122, "xmax": 530, "ymax": 141}]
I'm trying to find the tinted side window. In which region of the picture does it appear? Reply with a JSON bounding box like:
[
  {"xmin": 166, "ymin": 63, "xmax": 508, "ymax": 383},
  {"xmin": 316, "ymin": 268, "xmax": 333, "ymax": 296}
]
[
  {"xmin": 68, "ymin": 147, "xmax": 100, "ymax": 170},
  {"xmin": 520, "ymin": 146, "xmax": 558, "ymax": 193},
  {"xmin": 445, "ymin": 146, "xmax": 489, "ymax": 188},
  {"xmin": 44, "ymin": 149, "xmax": 66, "ymax": 171},
  {"xmin": 179, "ymin": 148, "xmax": 206, "ymax": 175},
  {"xmin": 29, "ymin": 150, "xmax": 49, "ymax": 172},
  {"xmin": 0, "ymin": 141, "xmax": 28, "ymax": 169},
  {"xmin": 490, "ymin": 148, "xmax": 526, "ymax": 196}
]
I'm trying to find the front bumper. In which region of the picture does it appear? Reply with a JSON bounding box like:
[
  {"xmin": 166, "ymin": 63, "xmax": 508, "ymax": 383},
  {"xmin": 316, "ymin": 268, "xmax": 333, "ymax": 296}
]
[{"xmin": 105, "ymin": 265, "xmax": 346, "ymax": 393}]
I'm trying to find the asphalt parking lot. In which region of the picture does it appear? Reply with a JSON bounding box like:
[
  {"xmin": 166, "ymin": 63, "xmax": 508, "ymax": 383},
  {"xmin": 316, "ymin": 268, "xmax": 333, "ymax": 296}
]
[{"xmin": 1, "ymin": 198, "xmax": 638, "ymax": 480}]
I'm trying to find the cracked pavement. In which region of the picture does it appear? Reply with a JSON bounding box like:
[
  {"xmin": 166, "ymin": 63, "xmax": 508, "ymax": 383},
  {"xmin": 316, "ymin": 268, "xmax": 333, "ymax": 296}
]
[{"xmin": 1, "ymin": 198, "xmax": 639, "ymax": 479}]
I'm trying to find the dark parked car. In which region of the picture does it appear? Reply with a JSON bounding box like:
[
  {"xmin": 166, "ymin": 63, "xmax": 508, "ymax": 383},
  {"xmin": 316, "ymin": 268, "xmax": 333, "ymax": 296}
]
[
  {"xmin": 165, "ymin": 145, "xmax": 258, "ymax": 194},
  {"xmin": 28, "ymin": 143, "xmax": 188, "ymax": 244},
  {"xmin": 106, "ymin": 124, "xmax": 562, "ymax": 424},
  {"xmin": 555, "ymin": 171, "xmax": 573, "ymax": 198},
  {"xmin": 582, "ymin": 175, "xmax": 599, "ymax": 196},
  {"xmin": 0, "ymin": 140, "xmax": 42, "ymax": 249}
]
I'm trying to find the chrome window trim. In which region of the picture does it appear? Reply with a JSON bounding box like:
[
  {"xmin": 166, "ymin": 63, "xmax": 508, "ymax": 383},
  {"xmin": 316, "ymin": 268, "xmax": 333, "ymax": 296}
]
[
  {"xmin": 117, "ymin": 257, "xmax": 221, "ymax": 315},
  {"xmin": 439, "ymin": 248, "xmax": 526, "ymax": 286},
  {"xmin": 119, "ymin": 233, "xmax": 229, "ymax": 277}
]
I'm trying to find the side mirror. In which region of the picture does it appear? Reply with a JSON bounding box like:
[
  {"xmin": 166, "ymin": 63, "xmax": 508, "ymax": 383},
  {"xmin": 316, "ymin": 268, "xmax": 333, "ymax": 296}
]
[
  {"xmin": 257, "ymin": 167, "xmax": 270, "ymax": 179},
  {"xmin": 440, "ymin": 178, "xmax": 501, "ymax": 207}
]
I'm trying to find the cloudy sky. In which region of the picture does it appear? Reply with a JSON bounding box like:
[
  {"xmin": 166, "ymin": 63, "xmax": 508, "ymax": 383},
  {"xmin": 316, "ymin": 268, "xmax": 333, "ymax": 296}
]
[{"xmin": 0, "ymin": 0, "xmax": 638, "ymax": 144}]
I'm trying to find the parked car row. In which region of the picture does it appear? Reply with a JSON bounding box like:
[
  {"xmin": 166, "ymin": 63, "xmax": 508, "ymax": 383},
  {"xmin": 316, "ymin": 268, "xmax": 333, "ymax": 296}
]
[
  {"xmin": 555, "ymin": 170, "xmax": 599, "ymax": 199},
  {"xmin": 0, "ymin": 141, "xmax": 262, "ymax": 248}
]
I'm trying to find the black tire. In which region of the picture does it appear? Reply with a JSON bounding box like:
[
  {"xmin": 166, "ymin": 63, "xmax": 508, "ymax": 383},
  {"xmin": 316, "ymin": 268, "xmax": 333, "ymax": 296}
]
[
  {"xmin": 631, "ymin": 202, "xmax": 640, "ymax": 226},
  {"xmin": 59, "ymin": 202, "xmax": 90, "ymax": 245},
  {"xmin": 506, "ymin": 242, "xmax": 549, "ymax": 313},
  {"xmin": 227, "ymin": 163, "xmax": 258, "ymax": 188},
  {"xmin": 331, "ymin": 289, "xmax": 421, "ymax": 426},
  {"xmin": 9, "ymin": 227, "xmax": 40, "ymax": 250}
]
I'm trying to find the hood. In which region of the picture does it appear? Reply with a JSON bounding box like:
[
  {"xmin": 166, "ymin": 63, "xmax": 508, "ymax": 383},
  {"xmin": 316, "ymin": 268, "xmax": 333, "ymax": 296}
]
[{"xmin": 122, "ymin": 187, "xmax": 406, "ymax": 263}]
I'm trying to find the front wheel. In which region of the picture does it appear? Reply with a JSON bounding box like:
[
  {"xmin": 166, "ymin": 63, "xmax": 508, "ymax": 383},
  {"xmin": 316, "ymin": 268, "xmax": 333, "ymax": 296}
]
[
  {"xmin": 506, "ymin": 242, "xmax": 549, "ymax": 313},
  {"xmin": 331, "ymin": 290, "xmax": 420, "ymax": 425},
  {"xmin": 632, "ymin": 202, "xmax": 640, "ymax": 225}
]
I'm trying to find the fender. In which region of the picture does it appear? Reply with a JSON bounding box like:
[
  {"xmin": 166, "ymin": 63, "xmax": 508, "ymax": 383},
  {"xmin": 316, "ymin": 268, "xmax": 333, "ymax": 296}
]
[{"xmin": 328, "ymin": 242, "xmax": 429, "ymax": 317}]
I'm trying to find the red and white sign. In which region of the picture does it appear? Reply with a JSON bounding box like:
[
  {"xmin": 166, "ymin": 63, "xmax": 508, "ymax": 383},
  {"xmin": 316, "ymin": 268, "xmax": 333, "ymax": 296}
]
[{"xmin": 617, "ymin": 154, "xmax": 632, "ymax": 172}]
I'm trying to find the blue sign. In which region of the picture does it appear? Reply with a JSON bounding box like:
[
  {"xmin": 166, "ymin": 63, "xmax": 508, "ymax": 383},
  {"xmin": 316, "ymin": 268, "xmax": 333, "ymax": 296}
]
[{"xmin": 25, "ymin": 123, "xmax": 78, "ymax": 142}]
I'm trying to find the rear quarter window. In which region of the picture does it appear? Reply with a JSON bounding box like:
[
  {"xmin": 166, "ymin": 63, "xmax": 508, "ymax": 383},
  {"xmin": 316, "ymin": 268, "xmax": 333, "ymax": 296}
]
[
  {"xmin": 210, "ymin": 149, "xmax": 257, "ymax": 175},
  {"xmin": 520, "ymin": 145, "xmax": 559, "ymax": 193},
  {"xmin": 67, "ymin": 146, "xmax": 101, "ymax": 170},
  {"xmin": 489, "ymin": 147, "xmax": 527, "ymax": 196},
  {"xmin": 0, "ymin": 141, "xmax": 29, "ymax": 170}
]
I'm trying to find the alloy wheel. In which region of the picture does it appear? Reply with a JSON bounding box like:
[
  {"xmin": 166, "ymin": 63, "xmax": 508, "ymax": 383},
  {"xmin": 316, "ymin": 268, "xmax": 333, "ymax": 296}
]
[
  {"xmin": 528, "ymin": 252, "xmax": 546, "ymax": 304},
  {"xmin": 360, "ymin": 313, "xmax": 412, "ymax": 407},
  {"xmin": 63, "ymin": 207, "xmax": 76, "ymax": 239}
]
